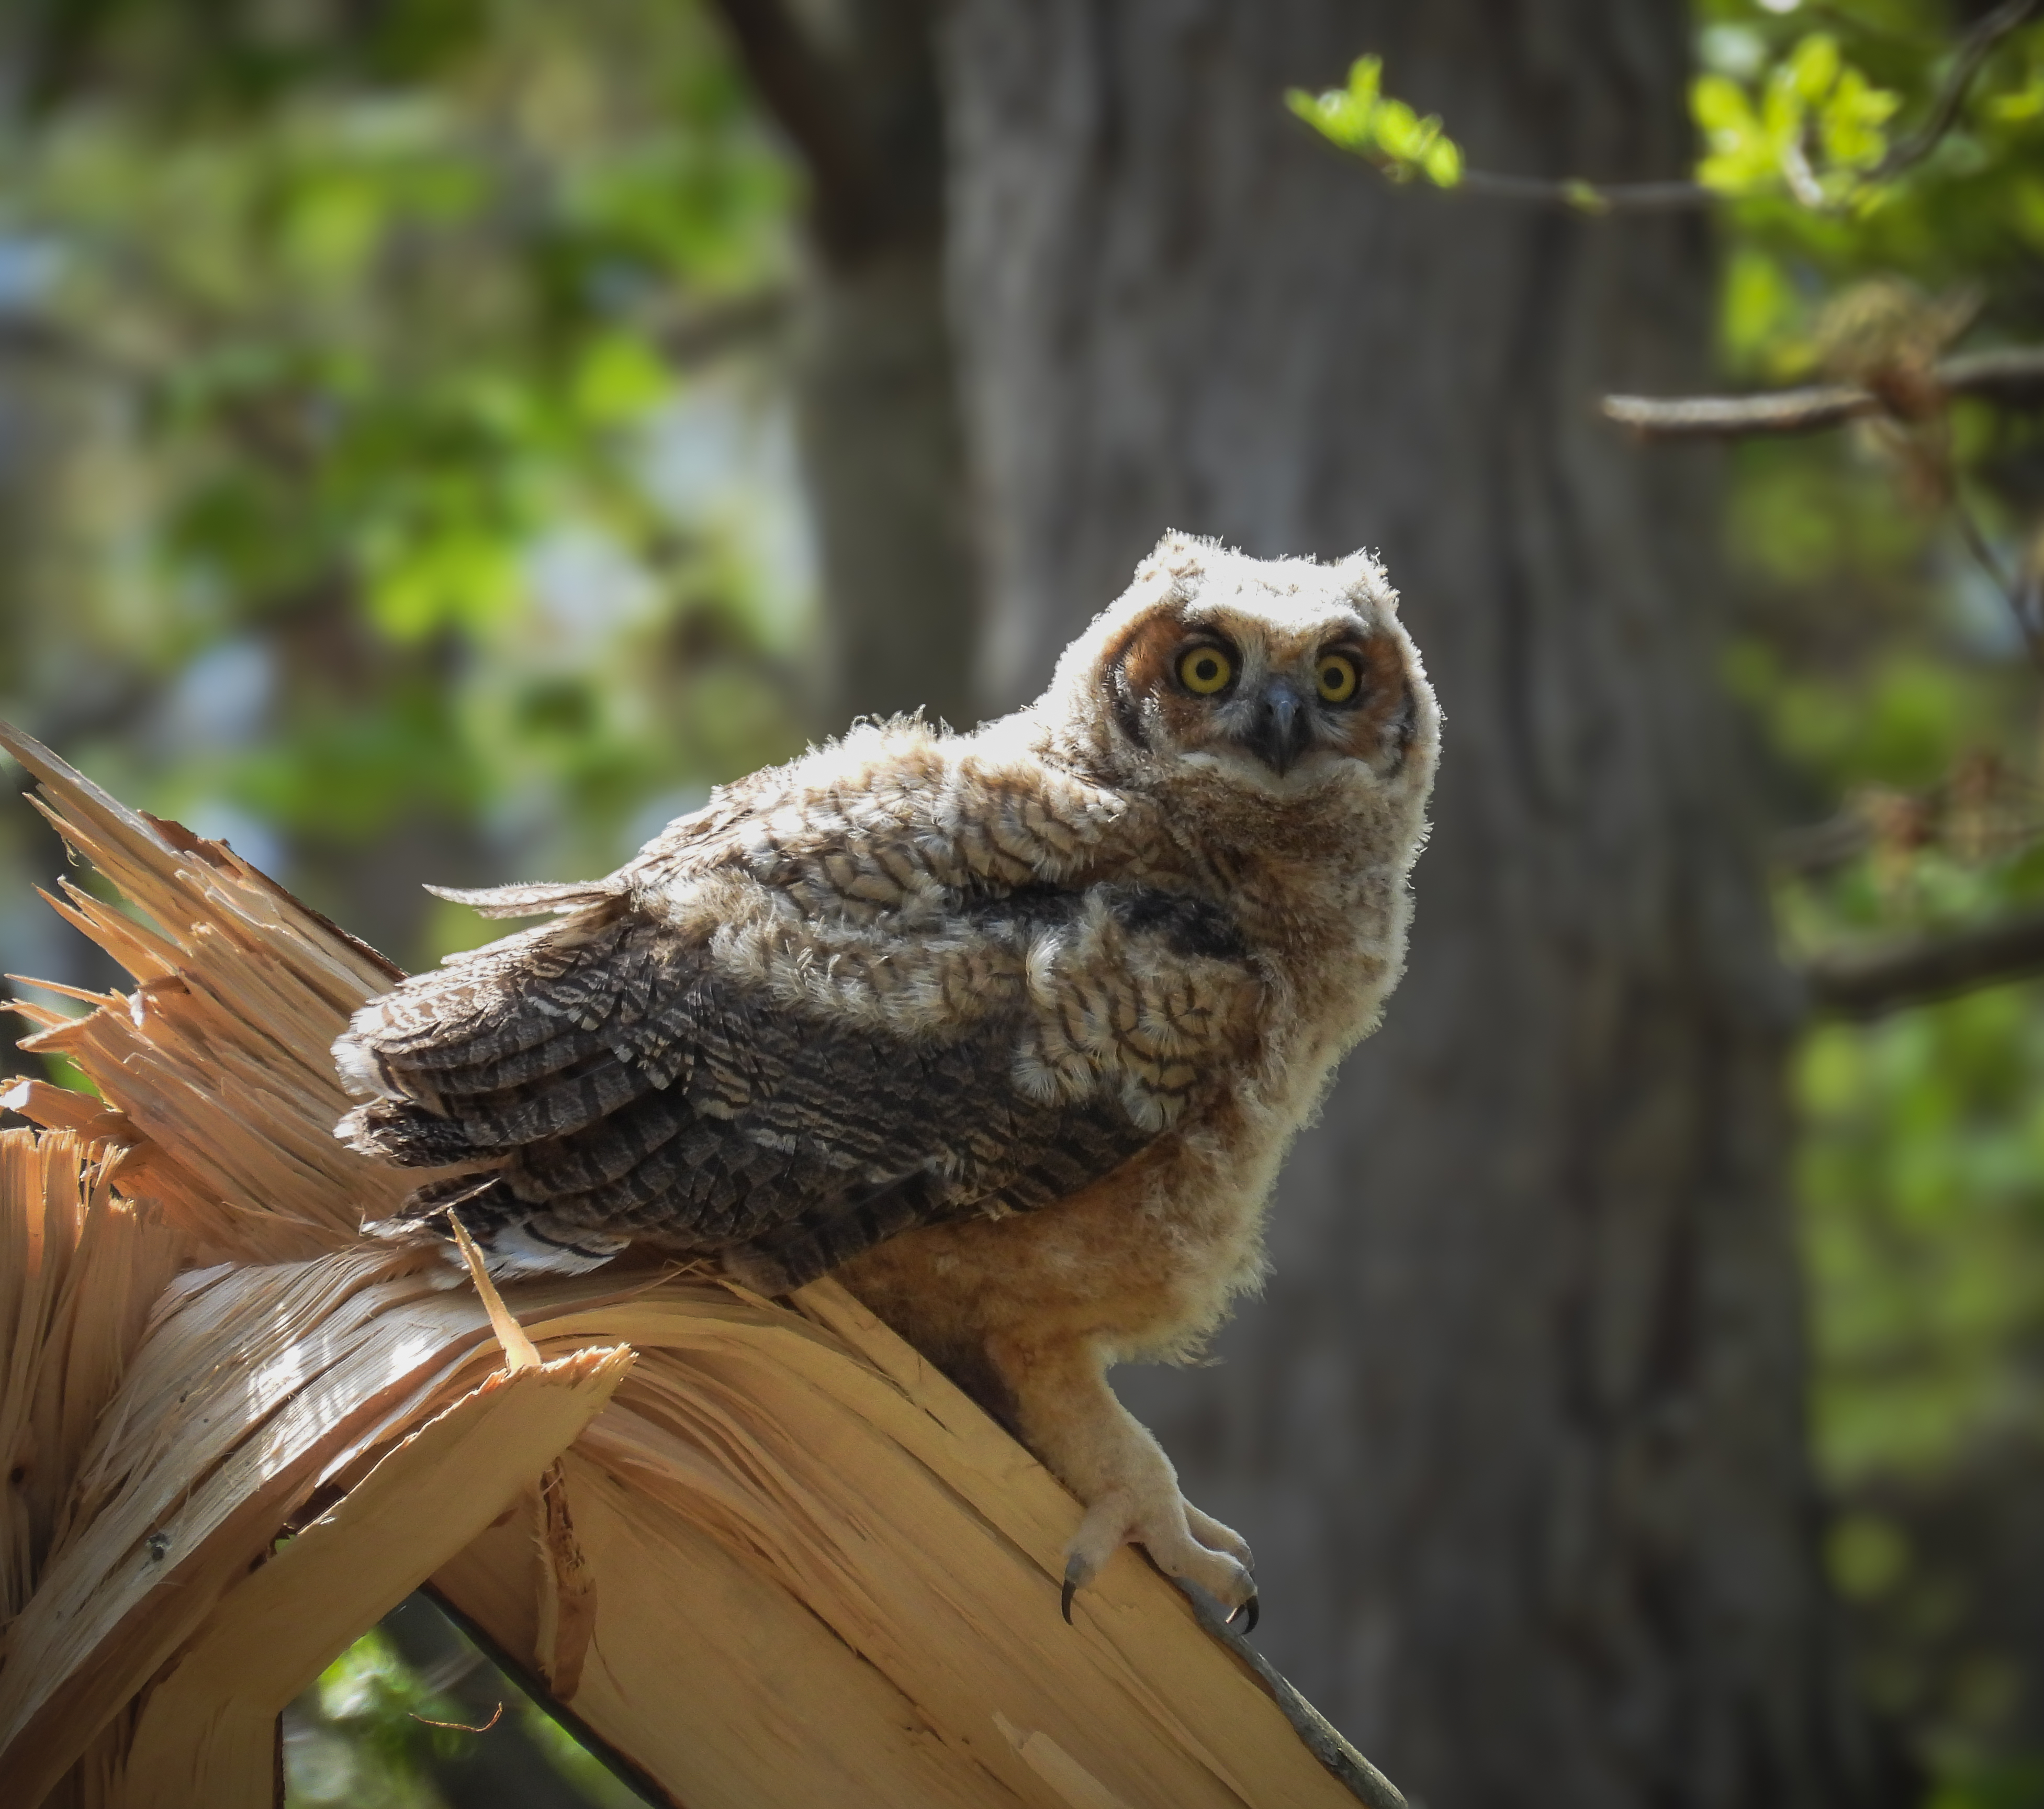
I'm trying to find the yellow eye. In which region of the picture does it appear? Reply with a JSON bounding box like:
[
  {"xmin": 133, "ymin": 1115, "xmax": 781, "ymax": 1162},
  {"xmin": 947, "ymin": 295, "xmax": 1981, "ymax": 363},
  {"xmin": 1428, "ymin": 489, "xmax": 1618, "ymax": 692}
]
[
  {"xmin": 1178, "ymin": 646, "xmax": 1233, "ymax": 695},
  {"xmin": 1316, "ymin": 653, "xmax": 1360, "ymax": 704}
]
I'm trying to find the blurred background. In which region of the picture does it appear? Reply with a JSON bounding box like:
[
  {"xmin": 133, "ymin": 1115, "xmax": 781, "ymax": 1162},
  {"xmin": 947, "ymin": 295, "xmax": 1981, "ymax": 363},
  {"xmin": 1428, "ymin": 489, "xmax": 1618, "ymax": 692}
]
[{"xmin": 3, "ymin": 2, "xmax": 2044, "ymax": 1805}]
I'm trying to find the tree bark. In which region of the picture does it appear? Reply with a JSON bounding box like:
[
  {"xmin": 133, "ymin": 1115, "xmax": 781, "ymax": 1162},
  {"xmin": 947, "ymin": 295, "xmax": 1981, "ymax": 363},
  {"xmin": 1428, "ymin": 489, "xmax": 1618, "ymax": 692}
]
[
  {"xmin": 712, "ymin": 0, "xmax": 980, "ymax": 734},
  {"xmin": 801, "ymin": 239, "xmax": 979, "ymax": 731},
  {"xmin": 941, "ymin": 4, "xmax": 1894, "ymax": 1804}
]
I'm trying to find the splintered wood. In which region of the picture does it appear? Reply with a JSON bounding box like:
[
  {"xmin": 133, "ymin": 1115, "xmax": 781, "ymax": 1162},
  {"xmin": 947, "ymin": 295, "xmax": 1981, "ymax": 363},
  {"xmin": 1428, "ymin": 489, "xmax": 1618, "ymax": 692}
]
[{"xmin": 0, "ymin": 721, "xmax": 1403, "ymax": 1809}]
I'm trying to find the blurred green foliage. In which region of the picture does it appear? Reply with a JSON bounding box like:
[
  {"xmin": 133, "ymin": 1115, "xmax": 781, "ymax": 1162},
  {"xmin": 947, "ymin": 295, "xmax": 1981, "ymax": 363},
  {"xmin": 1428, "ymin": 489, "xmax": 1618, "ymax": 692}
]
[
  {"xmin": 0, "ymin": 0, "xmax": 805, "ymax": 967},
  {"xmin": 1694, "ymin": 28, "xmax": 1902, "ymax": 204},
  {"xmin": 0, "ymin": 3, "xmax": 805, "ymax": 1800},
  {"xmin": 6, "ymin": 2, "xmax": 2044, "ymax": 1805},
  {"xmin": 1292, "ymin": 3, "xmax": 2044, "ymax": 1797},
  {"xmin": 1801, "ymin": 988, "xmax": 2044, "ymax": 1485},
  {"xmin": 1292, "ymin": 16, "xmax": 1917, "ymax": 209},
  {"xmin": 1697, "ymin": 3, "xmax": 2044, "ymax": 1801}
]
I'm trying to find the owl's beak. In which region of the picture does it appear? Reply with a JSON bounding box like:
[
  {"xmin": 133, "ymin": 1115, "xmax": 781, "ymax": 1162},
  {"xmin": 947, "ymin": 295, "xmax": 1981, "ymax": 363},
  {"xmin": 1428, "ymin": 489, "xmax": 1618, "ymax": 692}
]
[{"xmin": 1242, "ymin": 680, "xmax": 1311, "ymax": 777}]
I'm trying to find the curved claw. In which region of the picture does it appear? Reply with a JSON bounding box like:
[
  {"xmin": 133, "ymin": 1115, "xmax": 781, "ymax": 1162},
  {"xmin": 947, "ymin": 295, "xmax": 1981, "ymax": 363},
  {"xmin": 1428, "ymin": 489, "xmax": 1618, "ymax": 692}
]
[
  {"xmin": 1061, "ymin": 1551, "xmax": 1094, "ymax": 1625},
  {"xmin": 1227, "ymin": 1592, "xmax": 1260, "ymax": 1636}
]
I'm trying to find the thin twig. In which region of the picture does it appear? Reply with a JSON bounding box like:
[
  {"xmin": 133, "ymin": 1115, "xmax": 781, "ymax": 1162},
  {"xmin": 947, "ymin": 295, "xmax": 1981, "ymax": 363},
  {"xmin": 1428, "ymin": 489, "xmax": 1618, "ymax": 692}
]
[
  {"xmin": 1445, "ymin": 169, "xmax": 1713, "ymax": 213},
  {"xmin": 1872, "ymin": 0, "xmax": 2043, "ymax": 181},
  {"xmin": 1603, "ymin": 350, "xmax": 2044, "ymax": 664},
  {"xmin": 409, "ymin": 1704, "xmax": 504, "ymax": 1735},
  {"xmin": 1948, "ymin": 488, "xmax": 2044, "ymax": 667},
  {"xmin": 1803, "ymin": 904, "xmax": 2044, "ymax": 1016},
  {"xmin": 1407, "ymin": 0, "xmax": 2041, "ymax": 214},
  {"xmin": 422, "ymin": 1584, "xmax": 683, "ymax": 1809}
]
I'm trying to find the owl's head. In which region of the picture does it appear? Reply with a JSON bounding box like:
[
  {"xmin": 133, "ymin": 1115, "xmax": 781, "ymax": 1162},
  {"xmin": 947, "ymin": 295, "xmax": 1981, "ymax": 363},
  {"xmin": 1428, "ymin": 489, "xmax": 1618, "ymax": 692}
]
[{"xmin": 1041, "ymin": 532, "xmax": 1437, "ymax": 803}]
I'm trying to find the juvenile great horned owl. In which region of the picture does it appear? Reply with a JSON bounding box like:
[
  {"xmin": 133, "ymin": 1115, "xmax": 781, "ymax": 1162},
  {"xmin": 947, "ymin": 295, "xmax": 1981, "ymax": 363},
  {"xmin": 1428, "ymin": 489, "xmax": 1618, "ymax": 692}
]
[{"xmin": 335, "ymin": 531, "xmax": 1440, "ymax": 1624}]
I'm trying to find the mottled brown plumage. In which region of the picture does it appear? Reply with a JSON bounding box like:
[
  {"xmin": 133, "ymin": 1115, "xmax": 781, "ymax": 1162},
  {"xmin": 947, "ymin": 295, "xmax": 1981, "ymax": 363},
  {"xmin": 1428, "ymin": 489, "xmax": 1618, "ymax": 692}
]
[{"xmin": 335, "ymin": 531, "xmax": 1440, "ymax": 1620}]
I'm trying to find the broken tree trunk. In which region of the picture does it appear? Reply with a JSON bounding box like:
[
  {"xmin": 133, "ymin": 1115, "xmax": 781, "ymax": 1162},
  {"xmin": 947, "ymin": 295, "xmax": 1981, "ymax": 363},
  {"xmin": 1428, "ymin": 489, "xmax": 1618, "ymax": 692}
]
[{"xmin": 0, "ymin": 721, "xmax": 1402, "ymax": 1809}]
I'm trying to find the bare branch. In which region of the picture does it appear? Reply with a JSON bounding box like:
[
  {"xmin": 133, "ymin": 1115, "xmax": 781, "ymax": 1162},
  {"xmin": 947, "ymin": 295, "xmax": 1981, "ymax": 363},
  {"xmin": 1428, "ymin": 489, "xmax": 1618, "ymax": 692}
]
[
  {"xmin": 1602, "ymin": 385, "xmax": 1877, "ymax": 437},
  {"xmin": 1803, "ymin": 906, "xmax": 2044, "ymax": 1017},
  {"xmin": 1601, "ymin": 347, "xmax": 2044, "ymax": 439},
  {"xmin": 1939, "ymin": 345, "xmax": 2044, "ymax": 404},
  {"xmin": 1604, "ymin": 348, "xmax": 2044, "ymax": 664}
]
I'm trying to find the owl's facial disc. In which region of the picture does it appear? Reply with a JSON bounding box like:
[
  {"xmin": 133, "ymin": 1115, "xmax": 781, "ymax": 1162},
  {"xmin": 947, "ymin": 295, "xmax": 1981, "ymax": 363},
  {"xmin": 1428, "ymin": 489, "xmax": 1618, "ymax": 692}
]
[
  {"xmin": 1168, "ymin": 634, "xmax": 1319, "ymax": 775},
  {"xmin": 1195, "ymin": 636, "xmax": 1370, "ymax": 778},
  {"xmin": 1112, "ymin": 606, "xmax": 1413, "ymax": 787}
]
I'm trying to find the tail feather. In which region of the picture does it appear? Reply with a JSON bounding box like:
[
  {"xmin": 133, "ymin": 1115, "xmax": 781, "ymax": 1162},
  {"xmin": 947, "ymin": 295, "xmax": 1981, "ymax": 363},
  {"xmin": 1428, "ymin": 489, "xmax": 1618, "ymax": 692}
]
[{"xmin": 424, "ymin": 880, "xmax": 617, "ymax": 919}]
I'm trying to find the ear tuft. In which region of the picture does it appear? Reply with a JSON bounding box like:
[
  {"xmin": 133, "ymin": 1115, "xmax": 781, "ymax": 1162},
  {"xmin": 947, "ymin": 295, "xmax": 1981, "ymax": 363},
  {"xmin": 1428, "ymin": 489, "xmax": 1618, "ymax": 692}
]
[
  {"xmin": 1334, "ymin": 548, "xmax": 1397, "ymax": 614},
  {"xmin": 1147, "ymin": 529, "xmax": 1229, "ymax": 584}
]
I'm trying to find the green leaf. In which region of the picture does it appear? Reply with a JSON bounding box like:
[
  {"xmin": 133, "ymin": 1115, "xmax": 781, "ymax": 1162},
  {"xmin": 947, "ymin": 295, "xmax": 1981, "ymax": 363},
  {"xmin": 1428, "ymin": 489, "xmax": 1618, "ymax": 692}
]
[
  {"xmin": 1760, "ymin": 68, "xmax": 1808, "ymax": 149},
  {"xmin": 1372, "ymin": 97, "xmax": 1420, "ymax": 159},
  {"xmin": 1693, "ymin": 73, "xmax": 1778, "ymax": 194},
  {"xmin": 1820, "ymin": 67, "xmax": 1900, "ymax": 173},
  {"xmin": 1422, "ymin": 136, "xmax": 1463, "ymax": 188},
  {"xmin": 1785, "ymin": 32, "xmax": 1843, "ymax": 105},
  {"xmin": 1285, "ymin": 86, "xmax": 1367, "ymax": 152},
  {"xmin": 1345, "ymin": 55, "xmax": 1383, "ymax": 111},
  {"xmin": 1692, "ymin": 72, "xmax": 1757, "ymax": 136},
  {"xmin": 1285, "ymin": 52, "xmax": 1461, "ymax": 188}
]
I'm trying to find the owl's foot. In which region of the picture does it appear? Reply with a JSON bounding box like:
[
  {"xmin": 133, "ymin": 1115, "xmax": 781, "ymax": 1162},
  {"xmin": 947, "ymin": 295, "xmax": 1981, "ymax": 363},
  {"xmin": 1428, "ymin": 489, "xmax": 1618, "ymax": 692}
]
[
  {"xmin": 979, "ymin": 1328, "xmax": 1259, "ymax": 1632},
  {"xmin": 1058, "ymin": 1486, "xmax": 1258, "ymax": 1631},
  {"xmin": 1185, "ymin": 1502, "xmax": 1255, "ymax": 1572}
]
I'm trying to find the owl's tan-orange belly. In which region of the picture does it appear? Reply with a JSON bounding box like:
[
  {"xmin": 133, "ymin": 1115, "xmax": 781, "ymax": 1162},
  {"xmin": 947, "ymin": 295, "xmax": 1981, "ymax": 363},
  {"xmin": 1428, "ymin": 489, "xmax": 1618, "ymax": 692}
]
[{"xmin": 835, "ymin": 1111, "xmax": 1269, "ymax": 1383}]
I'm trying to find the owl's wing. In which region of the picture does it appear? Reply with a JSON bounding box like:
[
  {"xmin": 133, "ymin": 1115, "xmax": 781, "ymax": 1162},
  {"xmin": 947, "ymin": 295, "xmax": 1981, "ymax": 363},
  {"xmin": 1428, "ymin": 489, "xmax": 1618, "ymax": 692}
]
[{"xmin": 335, "ymin": 885, "xmax": 1249, "ymax": 1289}]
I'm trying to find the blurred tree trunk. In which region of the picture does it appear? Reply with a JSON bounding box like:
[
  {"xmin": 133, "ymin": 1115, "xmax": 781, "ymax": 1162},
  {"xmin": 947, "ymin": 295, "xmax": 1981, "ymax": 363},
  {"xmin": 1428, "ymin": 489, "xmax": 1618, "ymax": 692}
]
[
  {"xmin": 942, "ymin": 4, "xmax": 1895, "ymax": 1805},
  {"xmin": 711, "ymin": 0, "xmax": 980, "ymax": 733}
]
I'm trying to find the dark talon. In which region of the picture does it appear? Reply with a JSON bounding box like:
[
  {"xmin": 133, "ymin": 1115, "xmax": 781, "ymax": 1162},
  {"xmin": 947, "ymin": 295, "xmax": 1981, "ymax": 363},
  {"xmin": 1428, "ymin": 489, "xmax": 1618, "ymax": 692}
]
[
  {"xmin": 1061, "ymin": 1553, "xmax": 1092, "ymax": 1624},
  {"xmin": 1228, "ymin": 1592, "xmax": 1260, "ymax": 1636}
]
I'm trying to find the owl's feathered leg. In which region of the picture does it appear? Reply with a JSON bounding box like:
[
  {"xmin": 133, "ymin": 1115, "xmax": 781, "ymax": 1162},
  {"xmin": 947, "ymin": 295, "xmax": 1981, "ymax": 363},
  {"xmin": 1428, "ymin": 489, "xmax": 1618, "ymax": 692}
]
[{"xmin": 985, "ymin": 1330, "xmax": 1257, "ymax": 1629}]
